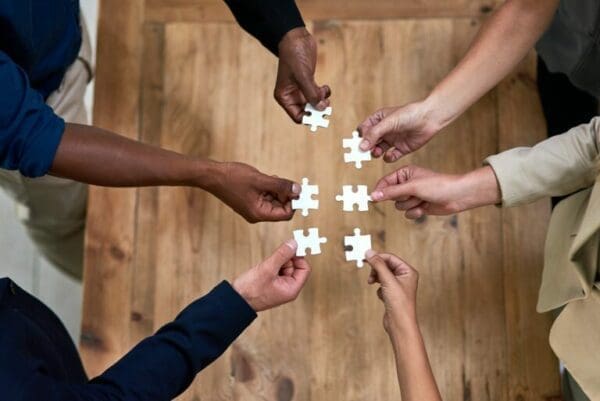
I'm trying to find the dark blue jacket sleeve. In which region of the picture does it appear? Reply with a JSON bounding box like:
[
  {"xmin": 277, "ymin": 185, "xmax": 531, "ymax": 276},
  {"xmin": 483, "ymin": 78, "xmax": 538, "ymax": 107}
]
[
  {"xmin": 223, "ymin": 0, "xmax": 305, "ymax": 55},
  {"xmin": 0, "ymin": 51, "xmax": 65, "ymax": 177},
  {"xmin": 19, "ymin": 281, "xmax": 257, "ymax": 401}
]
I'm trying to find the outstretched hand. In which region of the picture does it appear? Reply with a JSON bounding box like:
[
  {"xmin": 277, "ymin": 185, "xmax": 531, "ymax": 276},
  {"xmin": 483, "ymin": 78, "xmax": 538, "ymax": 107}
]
[
  {"xmin": 233, "ymin": 239, "xmax": 311, "ymax": 312},
  {"xmin": 211, "ymin": 162, "xmax": 300, "ymax": 223},
  {"xmin": 357, "ymin": 102, "xmax": 441, "ymax": 163},
  {"xmin": 369, "ymin": 165, "xmax": 500, "ymax": 219},
  {"xmin": 365, "ymin": 251, "xmax": 419, "ymax": 333},
  {"xmin": 275, "ymin": 27, "xmax": 331, "ymax": 123}
]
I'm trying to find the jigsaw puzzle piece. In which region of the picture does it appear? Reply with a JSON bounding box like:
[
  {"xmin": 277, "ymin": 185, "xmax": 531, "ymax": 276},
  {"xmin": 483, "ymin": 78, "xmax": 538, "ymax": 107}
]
[
  {"xmin": 342, "ymin": 130, "xmax": 372, "ymax": 169},
  {"xmin": 344, "ymin": 228, "xmax": 372, "ymax": 268},
  {"xmin": 294, "ymin": 228, "xmax": 328, "ymax": 257},
  {"xmin": 302, "ymin": 103, "xmax": 333, "ymax": 133},
  {"xmin": 335, "ymin": 185, "xmax": 372, "ymax": 212},
  {"xmin": 291, "ymin": 177, "xmax": 319, "ymax": 217}
]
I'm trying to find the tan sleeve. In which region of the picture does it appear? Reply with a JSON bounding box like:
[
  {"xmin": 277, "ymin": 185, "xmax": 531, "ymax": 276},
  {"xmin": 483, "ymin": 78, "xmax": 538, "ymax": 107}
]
[{"xmin": 484, "ymin": 117, "xmax": 600, "ymax": 207}]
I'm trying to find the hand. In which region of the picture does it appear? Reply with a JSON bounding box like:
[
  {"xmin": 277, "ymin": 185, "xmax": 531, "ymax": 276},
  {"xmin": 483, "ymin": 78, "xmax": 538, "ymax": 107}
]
[
  {"xmin": 370, "ymin": 165, "xmax": 500, "ymax": 219},
  {"xmin": 366, "ymin": 250, "xmax": 419, "ymax": 333},
  {"xmin": 211, "ymin": 162, "xmax": 300, "ymax": 223},
  {"xmin": 233, "ymin": 239, "xmax": 311, "ymax": 312},
  {"xmin": 357, "ymin": 101, "xmax": 442, "ymax": 162},
  {"xmin": 275, "ymin": 27, "xmax": 331, "ymax": 123}
]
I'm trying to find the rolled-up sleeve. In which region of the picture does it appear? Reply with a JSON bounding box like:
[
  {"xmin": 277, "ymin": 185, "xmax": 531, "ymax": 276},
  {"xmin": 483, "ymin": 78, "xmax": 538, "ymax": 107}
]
[
  {"xmin": 484, "ymin": 117, "xmax": 600, "ymax": 207},
  {"xmin": 0, "ymin": 51, "xmax": 65, "ymax": 177}
]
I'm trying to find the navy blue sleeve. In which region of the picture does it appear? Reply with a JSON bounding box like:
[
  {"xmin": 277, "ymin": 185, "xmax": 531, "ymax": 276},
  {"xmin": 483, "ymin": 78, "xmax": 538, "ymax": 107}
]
[
  {"xmin": 223, "ymin": 0, "xmax": 305, "ymax": 55},
  {"xmin": 0, "ymin": 51, "xmax": 65, "ymax": 177},
  {"xmin": 19, "ymin": 281, "xmax": 257, "ymax": 401}
]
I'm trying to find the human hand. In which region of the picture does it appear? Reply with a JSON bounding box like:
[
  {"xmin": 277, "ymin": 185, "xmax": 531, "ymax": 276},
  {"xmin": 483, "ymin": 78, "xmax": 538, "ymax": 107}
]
[
  {"xmin": 365, "ymin": 251, "xmax": 419, "ymax": 333},
  {"xmin": 210, "ymin": 162, "xmax": 300, "ymax": 223},
  {"xmin": 370, "ymin": 165, "xmax": 500, "ymax": 219},
  {"xmin": 233, "ymin": 239, "xmax": 311, "ymax": 312},
  {"xmin": 357, "ymin": 101, "xmax": 443, "ymax": 162},
  {"xmin": 275, "ymin": 27, "xmax": 331, "ymax": 123}
]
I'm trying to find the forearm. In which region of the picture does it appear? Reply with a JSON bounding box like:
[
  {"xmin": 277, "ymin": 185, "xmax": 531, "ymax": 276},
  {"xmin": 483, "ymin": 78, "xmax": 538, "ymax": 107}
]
[
  {"xmin": 389, "ymin": 322, "xmax": 442, "ymax": 401},
  {"xmin": 50, "ymin": 123, "xmax": 222, "ymax": 190},
  {"xmin": 424, "ymin": 0, "xmax": 558, "ymax": 129}
]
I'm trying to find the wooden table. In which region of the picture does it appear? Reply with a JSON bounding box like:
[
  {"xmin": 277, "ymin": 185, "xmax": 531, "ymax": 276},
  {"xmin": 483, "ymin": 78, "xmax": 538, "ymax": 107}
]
[{"xmin": 81, "ymin": 1, "xmax": 559, "ymax": 399}]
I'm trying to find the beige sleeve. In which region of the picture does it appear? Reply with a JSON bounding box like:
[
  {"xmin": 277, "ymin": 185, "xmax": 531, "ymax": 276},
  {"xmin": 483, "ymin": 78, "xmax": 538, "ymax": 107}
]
[{"xmin": 484, "ymin": 117, "xmax": 600, "ymax": 207}]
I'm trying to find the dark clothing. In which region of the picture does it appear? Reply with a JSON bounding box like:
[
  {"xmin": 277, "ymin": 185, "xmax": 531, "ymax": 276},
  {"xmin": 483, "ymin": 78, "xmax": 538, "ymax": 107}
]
[
  {"xmin": 0, "ymin": 278, "xmax": 256, "ymax": 401},
  {"xmin": 0, "ymin": 0, "xmax": 303, "ymax": 178}
]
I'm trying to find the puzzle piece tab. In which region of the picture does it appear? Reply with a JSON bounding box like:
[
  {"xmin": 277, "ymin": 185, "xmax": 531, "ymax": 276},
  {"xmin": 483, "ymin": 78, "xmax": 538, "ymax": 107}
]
[
  {"xmin": 343, "ymin": 130, "xmax": 372, "ymax": 169},
  {"xmin": 302, "ymin": 103, "xmax": 332, "ymax": 133},
  {"xmin": 335, "ymin": 185, "xmax": 372, "ymax": 212},
  {"xmin": 291, "ymin": 177, "xmax": 319, "ymax": 217},
  {"xmin": 294, "ymin": 228, "xmax": 328, "ymax": 257},
  {"xmin": 344, "ymin": 228, "xmax": 372, "ymax": 268}
]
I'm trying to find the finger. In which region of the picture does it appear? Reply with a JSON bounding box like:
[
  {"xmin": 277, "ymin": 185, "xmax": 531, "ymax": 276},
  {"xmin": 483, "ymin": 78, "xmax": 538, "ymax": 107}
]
[
  {"xmin": 290, "ymin": 257, "xmax": 312, "ymax": 288},
  {"xmin": 275, "ymin": 88, "xmax": 307, "ymax": 123},
  {"xmin": 377, "ymin": 287, "xmax": 384, "ymax": 301},
  {"xmin": 372, "ymin": 142, "xmax": 391, "ymax": 159},
  {"xmin": 395, "ymin": 197, "xmax": 422, "ymax": 211},
  {"xmin": 405, "ymin": 206, "xmax": 425, "ymax": 220},
  {"xmin": 371, "ymin": 182, "xmax": 416, "ymax": 202},
  {"xmin": 297, "ymin": 74, "xmax": 326, "ymax": 109},
  {"xmin": 383, "ymin": 148, "xmax": 405, "ymax": 163},
  {"xmin": 376, "ymin": 253, "xmax": 415, "ymax": 276},
  {"xmin": 260, "ymin": 175, "xmax": 301, "ymax": 203},
  {"xmin": 365, "ymin": 250, "xmax": 398, "ymax": 286},
  {"xmin": 368, "ymin": 266, "xmax": 379, "ymax": 285},
  {"xmin": 373, "ymin": 167, "xmax": 413, "ymax": 192},
  {"xmin": 359, "ymin": 113, "xmax": 396, "ymax": 151},
  {"xmin": 285, "ymin": 103, "xmax": 307, "ymax": 123},
  {"xmin": 265, "ymin": 239, "xmax": 298, "ymax": 270}
]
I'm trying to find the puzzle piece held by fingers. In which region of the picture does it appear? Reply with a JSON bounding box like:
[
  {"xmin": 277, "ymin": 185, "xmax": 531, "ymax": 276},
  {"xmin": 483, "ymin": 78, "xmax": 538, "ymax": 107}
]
[
  {"xmin": 302, "ymin": 103, "xmax": 332, "ymax": 133},
  {"xmin": 344, "ymin": 228, "xmax": 372, "ymax": 268},
  {"xmin": 291, "ymin": 177, "xmax": 319, "ymax": 217},
  {"xmin": 294, "ymin": 228, "xmax": 328, "ymax": 257},
  {"xmin": 343, "ymin": 130, "xmax": 372, "ymax": 169},
  {"xmin": 335, "ymin": 185, "xmax": 372, "ymax": 212}
]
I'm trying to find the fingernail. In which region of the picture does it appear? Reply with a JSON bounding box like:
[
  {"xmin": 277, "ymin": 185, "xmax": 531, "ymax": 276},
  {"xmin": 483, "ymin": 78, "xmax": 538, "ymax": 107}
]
[
  {"xmin": 285, "ymin": 238, "xmax": 298, "ymax": 250},
  {"xmin": 316, "ymin": 100, "xmax": 327, "ymax": 110},
  {"xmin": 365, "ymin": 249, "xmax": 376, "ymax": 259},
  {"xmin": 371, "ymin": 191, "xmax": 383, "ymax": 201},
  {"xmin": 359, "ymin": 139, "xmax": 370, "ymax": 151},
  {"xmin": 292, "ymin": 183, "xmax": 301, "ymax": 195}
]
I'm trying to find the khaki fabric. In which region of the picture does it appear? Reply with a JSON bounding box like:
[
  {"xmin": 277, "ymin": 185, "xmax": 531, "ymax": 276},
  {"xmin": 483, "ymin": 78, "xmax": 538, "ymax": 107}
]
[
  {"xmin": 485, "ymin": 117, "xmax": 600, "ymax": 399},
  {"xmin": 0, "ymin": 16, "xmax": 93, "ymax": 280}
]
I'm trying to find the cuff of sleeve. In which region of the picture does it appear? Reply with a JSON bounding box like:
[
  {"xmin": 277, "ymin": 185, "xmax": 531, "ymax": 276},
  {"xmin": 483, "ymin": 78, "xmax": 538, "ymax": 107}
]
[
  {"xmin": 208, "ymin": 281, "xmax": 257, "ymax": 339},
  {"xmin": 21, "ymin": 112, "xmax": 65, "ymax": 177},
  {"xmin": 484, "ymin": 152, "xmax": 527, "ymax": 208},
  {"xmin": 264, "ymin": 3, "xmax": 305, "ymax": 54}
]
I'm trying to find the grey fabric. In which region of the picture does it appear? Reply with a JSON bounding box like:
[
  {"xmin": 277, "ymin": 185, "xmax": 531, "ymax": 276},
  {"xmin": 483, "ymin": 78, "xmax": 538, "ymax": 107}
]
[
  {"xmin": 536, "ymin": 0, "xmax": 600, "ymax": 97},
  {"xmin": 563, "ymin": 368, "xmax": 591, "ymax": 401}
]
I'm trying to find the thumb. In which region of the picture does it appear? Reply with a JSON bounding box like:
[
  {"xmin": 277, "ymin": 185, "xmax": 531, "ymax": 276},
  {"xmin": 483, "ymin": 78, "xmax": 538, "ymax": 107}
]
[
  {"xmin": 297, "ymin": 74, "xmax": 327, "ymax": 109},
  {"xmin": 371, "ymin": 182, "xmax": 416, "ymax": 202},
  {"xmin": 360, "ymin": 114, "xmax": 397, "ymax": 151},
  {"xmin": 261, "ymin": 176, "xmax": 301, "ymax": 202},
  {"xmin": 365, "ymin": 250, "xmax": 397, "ymax": 286},
  {"xmin": 265, "ymin": 239, "xmax": 298, "ymax": 271}
]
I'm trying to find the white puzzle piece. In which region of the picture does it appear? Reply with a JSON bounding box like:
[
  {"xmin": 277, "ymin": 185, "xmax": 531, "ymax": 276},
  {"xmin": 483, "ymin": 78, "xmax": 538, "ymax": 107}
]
[
  {"xmin": 344, "ymin": 228, "xmax": 372, "ymax": 268},
  {"xmin": 335, "ymin": 185, "xmax": 372, "ymax": 212},
  {"xmin": 294, "ymin": 228, "xmax": 328, "ymax": 257},
  {"xmin": 343, "ymin": 130, "xmax": 372, "ymax": 169},
  {"xmin": 291, "ymin": 177, "xmax": 319, "ymax": 217},
  {"xmin": 302, "ymin": 103, "xmax": 332, "ymax": 133}
]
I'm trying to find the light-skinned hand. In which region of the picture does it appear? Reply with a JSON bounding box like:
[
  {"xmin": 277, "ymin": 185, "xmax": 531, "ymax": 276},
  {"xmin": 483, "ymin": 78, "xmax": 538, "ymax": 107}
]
[{"xmin": 233, "ymin": 239, "xmax": 311, "ymax": 312}]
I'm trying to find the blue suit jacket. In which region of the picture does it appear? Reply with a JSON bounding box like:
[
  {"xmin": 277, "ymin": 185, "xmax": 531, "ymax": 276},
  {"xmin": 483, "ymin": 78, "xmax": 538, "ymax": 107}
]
[{"xmin": 0, "ymin": 278, "xmax": 256, "ymax": 400}]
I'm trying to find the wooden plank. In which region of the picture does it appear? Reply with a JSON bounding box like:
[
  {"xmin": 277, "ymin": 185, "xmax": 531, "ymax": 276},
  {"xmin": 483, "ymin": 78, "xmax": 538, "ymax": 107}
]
[
  {"xmin": 145, "ymin": 0, "xmax": 499, "ymax": 23},
  {"xmin": 79, "ymin": 0, "xmax": 144, "ymax": 376},
  {"xmin": 497, "ymin": 56, "xmax": 561, "ymax": 400}
]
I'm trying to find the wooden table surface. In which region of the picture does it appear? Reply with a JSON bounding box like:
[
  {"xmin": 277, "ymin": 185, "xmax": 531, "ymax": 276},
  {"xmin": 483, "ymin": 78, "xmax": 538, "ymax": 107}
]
[{"xmin": 81, "ymin": 1, "xmax": 559, "ymax": 400}]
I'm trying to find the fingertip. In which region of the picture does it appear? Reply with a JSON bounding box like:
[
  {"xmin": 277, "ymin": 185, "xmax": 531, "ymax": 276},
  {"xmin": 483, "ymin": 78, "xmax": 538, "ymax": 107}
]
[
  {"xmin": 365, "ymin": 249, "xmax": 376, "ymax": 259},
  {"xmin": 292, "ymin": 182, "xmax": 301, "ymax": 195},
  {"xmin": 359, "ymin": 139, "xmax": 370, "ymax": 151},
  {"xmin": 285, "ymin": 238, "xmax": 298, "ymax": 251},
  {"xmin": 370, "ymin": 191, "xmax": 384, "ymax": 202}
]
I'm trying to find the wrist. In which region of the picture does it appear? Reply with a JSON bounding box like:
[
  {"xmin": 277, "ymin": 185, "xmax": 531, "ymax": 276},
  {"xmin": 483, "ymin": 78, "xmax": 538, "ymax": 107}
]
[
  {"xmin": 422, "ymin": 90, "xmax": 456, "ymax": 132},
  {"xmin": 278, "ymin": 27, "xmax": 311, "ymax": 52},
  {"xmin": 232, "ymin": 278, "xmax": 259, "ymax": 312},
  {"xmin": 457, "ymin": 166, "xmax": 501, "ymax": 210},
  {"xmin": 192, "ymin": 159, "xmax": 225, "ymax": 192},
  {"xmin": 387, "ymin": 314, "xmax": 421, "ymax": 342}
]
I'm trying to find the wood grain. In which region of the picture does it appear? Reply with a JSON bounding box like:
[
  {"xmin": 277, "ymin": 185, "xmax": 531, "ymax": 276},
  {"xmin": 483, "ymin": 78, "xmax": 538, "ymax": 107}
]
[
  {"xmin": 145, "ymin": 0, "xmax": 499, "ymax": 23},
  {"xmin": 84, "ymin": 3, "xmax": 559, "ymax": 400},
  {"xmin": 80, "ymin": 0, "xmax": 145, "ymax": 375}
]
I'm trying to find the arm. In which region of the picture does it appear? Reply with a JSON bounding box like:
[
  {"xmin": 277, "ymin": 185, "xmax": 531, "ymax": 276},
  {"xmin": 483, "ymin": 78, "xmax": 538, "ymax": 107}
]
[
  {"xmin": 0, "ymin": 50, "xmax": 299, "ymax": 223},
  {"xmin": 222, "ymin": 0, "xmax": 331, "ymax": 122},
  {"xmin": 369, "ymin": 117, "xmax": 600, "ymax": 218},
  {"xmin": 359, "ymin": 0, "xmax": 559, "ymax": 162},
  {"xmin": 18, "ymin": 240, "xmax": 310, "ymax": 401},
  {"xmin": 365, "ymin": 252, "xmax": 442, "ymax": 401}
]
